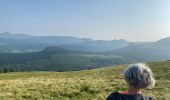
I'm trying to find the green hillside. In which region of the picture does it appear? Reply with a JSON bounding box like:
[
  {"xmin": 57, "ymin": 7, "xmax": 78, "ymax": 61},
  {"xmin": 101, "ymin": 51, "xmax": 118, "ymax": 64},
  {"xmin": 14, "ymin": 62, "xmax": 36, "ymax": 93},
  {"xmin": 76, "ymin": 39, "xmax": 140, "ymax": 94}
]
[
  {"xmin": 0, "ymin": 61, "xmax": 169, "ymax": 100},
  {"xmin": 0, "ymin": 47, "xmax": 135, "ymax": 72}
]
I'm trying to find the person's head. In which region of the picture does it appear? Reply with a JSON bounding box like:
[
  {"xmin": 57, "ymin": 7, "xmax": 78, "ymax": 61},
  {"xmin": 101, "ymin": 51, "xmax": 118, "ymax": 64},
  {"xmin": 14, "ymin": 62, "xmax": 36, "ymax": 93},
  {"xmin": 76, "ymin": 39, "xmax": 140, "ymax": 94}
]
[{"xmin": 123, "ymin": 63, "xmax": 155, "ymax": 89}]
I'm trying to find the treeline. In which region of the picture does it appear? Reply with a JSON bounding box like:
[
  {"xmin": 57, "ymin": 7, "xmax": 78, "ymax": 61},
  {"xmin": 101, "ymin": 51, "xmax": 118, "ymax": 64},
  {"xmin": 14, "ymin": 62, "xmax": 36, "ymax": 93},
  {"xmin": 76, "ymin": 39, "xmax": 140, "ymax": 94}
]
[
  {"xmin": 0, "ymin": 48, "xmax": 133, "ymax": 72},
  {"xmin": 0, "ymin": 68, "xmax": 15, "ymax": 73}
]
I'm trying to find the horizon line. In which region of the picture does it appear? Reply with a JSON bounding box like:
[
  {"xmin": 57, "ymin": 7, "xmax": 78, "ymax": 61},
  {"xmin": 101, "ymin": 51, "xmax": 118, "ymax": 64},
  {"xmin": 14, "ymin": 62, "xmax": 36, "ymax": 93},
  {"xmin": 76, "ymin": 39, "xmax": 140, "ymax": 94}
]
[{"xmin": 0, "ymin": 32, "xmax": 168, "ymax": 43}]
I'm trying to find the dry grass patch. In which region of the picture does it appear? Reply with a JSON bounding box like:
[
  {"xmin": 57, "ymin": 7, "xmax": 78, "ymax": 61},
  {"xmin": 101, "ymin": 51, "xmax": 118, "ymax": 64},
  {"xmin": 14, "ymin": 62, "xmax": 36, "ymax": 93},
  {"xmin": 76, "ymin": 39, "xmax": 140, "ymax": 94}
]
[{"xmin": 0, "ymin": 61, "xmax": 169, "ymax": 99}]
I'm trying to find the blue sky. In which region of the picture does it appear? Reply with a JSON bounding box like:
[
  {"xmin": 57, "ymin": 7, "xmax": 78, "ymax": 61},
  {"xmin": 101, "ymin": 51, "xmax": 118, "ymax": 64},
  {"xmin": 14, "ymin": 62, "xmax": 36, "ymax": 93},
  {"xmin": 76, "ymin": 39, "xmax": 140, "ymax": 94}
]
[{"xmin": 0, "ymin": 0, "xmax": 170, "ymax": 42}]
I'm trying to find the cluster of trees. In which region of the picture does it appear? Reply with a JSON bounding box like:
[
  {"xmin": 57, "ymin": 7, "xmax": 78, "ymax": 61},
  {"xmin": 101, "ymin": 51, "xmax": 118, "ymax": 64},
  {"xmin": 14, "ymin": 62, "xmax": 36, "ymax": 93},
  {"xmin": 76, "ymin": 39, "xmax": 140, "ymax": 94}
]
[{"xmin": 0, "ymin": 68, "xmax": 15, "ymax": 73}]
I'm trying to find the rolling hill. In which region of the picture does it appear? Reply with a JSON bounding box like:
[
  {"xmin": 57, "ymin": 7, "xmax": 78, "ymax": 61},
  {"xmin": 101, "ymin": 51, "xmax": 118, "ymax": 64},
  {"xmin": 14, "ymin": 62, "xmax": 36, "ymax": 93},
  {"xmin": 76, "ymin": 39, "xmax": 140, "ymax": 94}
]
[
  {"xmin": 112, "ymin": 37, "xmax": 170, "ymax": 62},
  {"xmin": 0, "ymin": 61, "xmax": 169, "ymax": 99}
]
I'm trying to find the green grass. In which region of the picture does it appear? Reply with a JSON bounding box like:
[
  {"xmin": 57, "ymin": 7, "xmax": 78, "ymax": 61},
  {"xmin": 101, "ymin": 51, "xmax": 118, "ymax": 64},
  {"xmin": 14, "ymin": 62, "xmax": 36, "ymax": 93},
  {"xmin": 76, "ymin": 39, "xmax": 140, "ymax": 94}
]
[{"xmin": 0, "ymin": 61, "xmax": 169, "ymax": 100}]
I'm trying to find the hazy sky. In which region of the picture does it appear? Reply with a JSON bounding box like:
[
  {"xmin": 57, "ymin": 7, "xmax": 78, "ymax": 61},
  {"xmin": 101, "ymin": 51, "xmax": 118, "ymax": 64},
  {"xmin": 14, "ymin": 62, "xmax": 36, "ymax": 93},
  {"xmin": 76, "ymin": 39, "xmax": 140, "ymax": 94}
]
[{"xmin": 0, "ymin": 0, "xmax": 170, "ymax": 42}]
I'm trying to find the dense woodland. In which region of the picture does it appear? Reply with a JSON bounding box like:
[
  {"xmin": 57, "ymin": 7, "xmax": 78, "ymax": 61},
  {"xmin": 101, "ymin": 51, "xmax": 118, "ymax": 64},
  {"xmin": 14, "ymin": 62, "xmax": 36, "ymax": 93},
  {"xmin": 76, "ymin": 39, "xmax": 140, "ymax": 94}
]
[{"xmin": 0, "ymin": 47, "xmax": 133, "ymax": 72}]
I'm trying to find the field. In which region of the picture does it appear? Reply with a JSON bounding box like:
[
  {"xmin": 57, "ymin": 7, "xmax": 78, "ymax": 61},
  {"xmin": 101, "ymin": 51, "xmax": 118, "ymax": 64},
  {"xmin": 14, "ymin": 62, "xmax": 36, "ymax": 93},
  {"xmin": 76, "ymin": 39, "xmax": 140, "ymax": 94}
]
[{"xmin": 0, "ymin": 61, "xmax": 169, "ymax": 100}]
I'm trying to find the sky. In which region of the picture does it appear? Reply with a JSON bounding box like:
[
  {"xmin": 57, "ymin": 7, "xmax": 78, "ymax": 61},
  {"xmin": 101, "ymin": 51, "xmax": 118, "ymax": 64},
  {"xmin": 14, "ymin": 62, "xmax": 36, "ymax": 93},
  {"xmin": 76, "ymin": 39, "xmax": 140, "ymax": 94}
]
[{"xmin": 0, "ymin": 0, "xmax": 170, "ymax": 42}]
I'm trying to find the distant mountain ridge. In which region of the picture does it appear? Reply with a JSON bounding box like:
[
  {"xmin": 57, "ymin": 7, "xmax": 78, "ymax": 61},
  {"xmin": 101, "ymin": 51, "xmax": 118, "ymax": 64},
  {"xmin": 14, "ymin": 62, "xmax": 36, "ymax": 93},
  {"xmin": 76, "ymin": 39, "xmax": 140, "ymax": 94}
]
[
  {"xmin": 59, "ymin": 39, "xmax": 129, "ymax": 52},
  {"xmin": 0, "ymin": 32, "xmax": 130, "ymax": 52},
  {"xmin": 112, "ymin": 37, "xmax": 170, "ymax": 62}
]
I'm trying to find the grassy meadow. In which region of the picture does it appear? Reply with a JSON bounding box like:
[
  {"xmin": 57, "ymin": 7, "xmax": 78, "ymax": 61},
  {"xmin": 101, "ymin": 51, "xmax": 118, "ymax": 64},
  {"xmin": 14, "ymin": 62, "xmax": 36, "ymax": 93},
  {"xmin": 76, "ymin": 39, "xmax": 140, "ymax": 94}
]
[{"xmin": 0, "ymin": 61, "xmax": 169, "ymax": 100}]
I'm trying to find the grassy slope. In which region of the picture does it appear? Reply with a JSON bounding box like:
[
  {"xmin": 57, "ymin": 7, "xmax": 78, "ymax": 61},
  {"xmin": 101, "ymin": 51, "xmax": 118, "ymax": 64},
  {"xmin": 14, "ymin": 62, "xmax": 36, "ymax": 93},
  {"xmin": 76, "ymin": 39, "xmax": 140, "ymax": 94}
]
[{"xmin": 0, "ymin": 61, "xmax": 169, "ymax": 100}]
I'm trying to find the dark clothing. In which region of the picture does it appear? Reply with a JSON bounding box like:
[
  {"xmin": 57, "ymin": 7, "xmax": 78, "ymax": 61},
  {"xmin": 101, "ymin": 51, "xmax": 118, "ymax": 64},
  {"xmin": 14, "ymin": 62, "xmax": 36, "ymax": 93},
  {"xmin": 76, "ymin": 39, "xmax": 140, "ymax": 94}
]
[{"xmin": 107, "ymin": 92, "xmax": 154, "ymax": 100}]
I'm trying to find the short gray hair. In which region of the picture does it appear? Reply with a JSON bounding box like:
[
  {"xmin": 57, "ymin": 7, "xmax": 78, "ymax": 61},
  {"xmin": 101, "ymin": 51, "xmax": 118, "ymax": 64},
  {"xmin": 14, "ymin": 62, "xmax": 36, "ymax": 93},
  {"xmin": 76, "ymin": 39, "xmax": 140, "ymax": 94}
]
[{"xmin": 124, "ymin": 63, "xmax": 155, "ymax": 89}]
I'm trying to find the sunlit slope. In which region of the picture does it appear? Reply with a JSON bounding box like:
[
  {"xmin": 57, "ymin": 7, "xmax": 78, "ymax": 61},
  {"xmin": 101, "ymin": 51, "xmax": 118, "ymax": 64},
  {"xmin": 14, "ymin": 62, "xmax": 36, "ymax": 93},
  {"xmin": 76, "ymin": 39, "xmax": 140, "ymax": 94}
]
[{"xmin": 0, "ymin": 61, "xmax": 169, "ymax": 100}]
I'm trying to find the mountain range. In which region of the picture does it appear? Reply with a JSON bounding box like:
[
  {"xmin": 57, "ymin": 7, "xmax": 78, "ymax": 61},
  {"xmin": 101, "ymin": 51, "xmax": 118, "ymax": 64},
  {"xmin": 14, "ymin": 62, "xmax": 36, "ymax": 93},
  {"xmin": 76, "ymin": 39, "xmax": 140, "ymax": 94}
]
[
  {"xmin": 112, "ymin": 37, "xmax": 170, "ymax": 62},
  {"xmin": 0, "ymin": 32, "xmax": 129, "ymax": 52},
  {"xmin": 0, "ymin": 32, "xmax": 170, "ymax": 71}
]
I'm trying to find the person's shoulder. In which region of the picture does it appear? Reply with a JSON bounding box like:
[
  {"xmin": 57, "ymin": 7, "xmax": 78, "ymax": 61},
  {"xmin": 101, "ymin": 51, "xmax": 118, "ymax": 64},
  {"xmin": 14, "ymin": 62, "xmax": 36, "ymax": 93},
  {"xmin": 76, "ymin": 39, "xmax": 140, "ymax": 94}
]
[
  {"xmin": 106, "ymin": 92, "xmax": 155, "ymax": 100},
  {"xmin": 144, "ymin": 96, "xmax": 155, "ymax": 100},
  {"xmin": 106, "ymin": 92, "xmax": 120, "ymax": 100}
]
